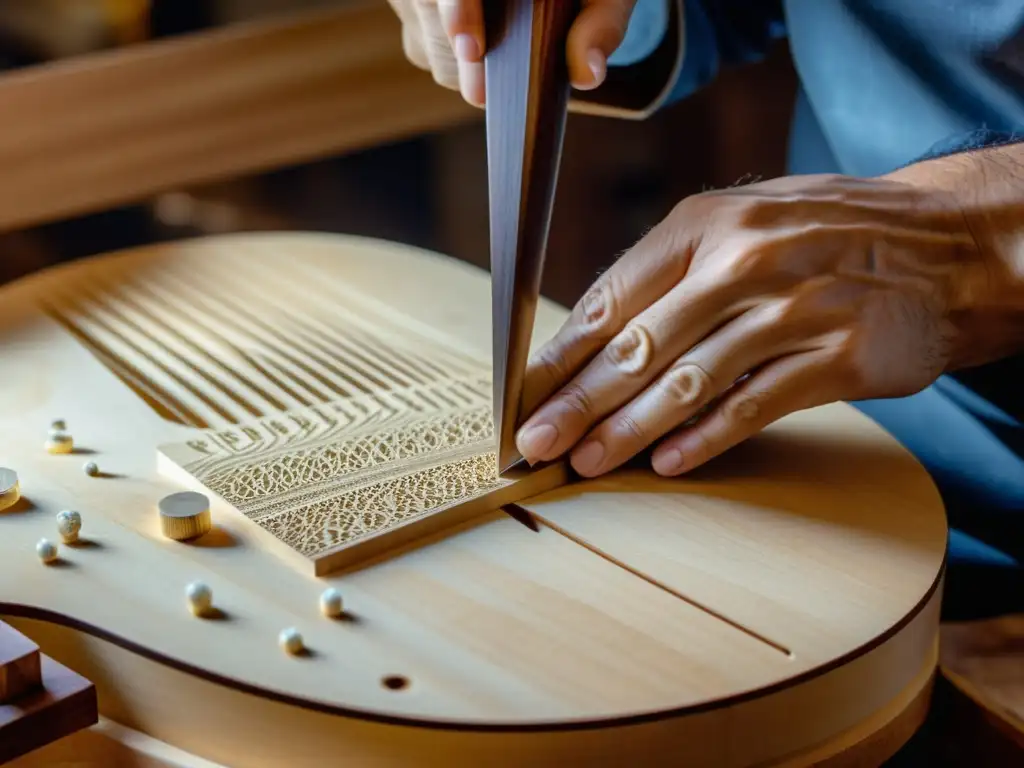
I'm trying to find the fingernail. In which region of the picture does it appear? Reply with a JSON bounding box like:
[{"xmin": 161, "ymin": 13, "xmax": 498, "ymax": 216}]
[
  {"xmin": 586, "ymin": 49, "xmax": 606, "ymax": 87},
  {"xmin": 652, "ymin": 448, "xmax": 684, "ymax": 476},
  {"xmin": 572, "ymin": 440, "xmax": 605, "ymax": 475},
  {"xmin": 454, "ymin": 34, "xmax": 480, "ymax": 62},
  {"xmin": 517, "ymin": 423, "xmax": 558, "ymax": 461}
]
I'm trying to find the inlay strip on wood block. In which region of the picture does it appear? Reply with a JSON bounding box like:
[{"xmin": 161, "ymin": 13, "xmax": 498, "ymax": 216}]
[{"xmin": 158, "ymin": 377, "xmax": 567, "ymax": 575}]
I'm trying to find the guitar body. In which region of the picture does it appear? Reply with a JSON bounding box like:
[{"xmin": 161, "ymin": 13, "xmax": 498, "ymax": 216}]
[{"xmin": 0, "ymin": 233, "xmax": 946, "ymax": 767}]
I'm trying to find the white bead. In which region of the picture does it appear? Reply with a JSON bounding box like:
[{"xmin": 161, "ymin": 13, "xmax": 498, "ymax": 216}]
[
  {"xmin": 45, "ymin": 431, "xmax": 73, "ymax": 455},
  {"xmin": 186, "ymin": 581, "xmax": 213, "ymax": 616},
  {"xmin": 36, "ymin": 538, "xmax": 58, "ymax": 564},
  {"xmin": 279, "ymin": 627, "xmax": 303, "ymax": 655},
  {"xmin": 319, "ymin": 588, "xmax": 343, "ymax": 618},
  {"xmin": 83, "ymin": 461, "xmax": 99, "ymax": 477},
  {"xmin": 56, "ymin": 510, "xmax": 82, "ymax": 544}
]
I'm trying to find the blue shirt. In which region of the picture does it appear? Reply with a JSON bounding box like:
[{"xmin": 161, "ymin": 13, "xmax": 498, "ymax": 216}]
[
  {"xmin": 611, "ymin": 0, "xmax": 1024, "ymax": 175},
  {"xmin": 611, "ymin": 3, "xmax": 1024, "ymax": 598}
]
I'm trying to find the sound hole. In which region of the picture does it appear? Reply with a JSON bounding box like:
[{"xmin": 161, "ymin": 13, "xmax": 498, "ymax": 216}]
[{"xmin": 381, "ymin": 675, "xmax": 409, "ymax": 691}]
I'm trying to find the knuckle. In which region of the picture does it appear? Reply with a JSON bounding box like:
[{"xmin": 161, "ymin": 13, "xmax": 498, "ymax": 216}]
[
  {"xmin": 578, "ymin": 277, "xmax": 619, "ymax": 337},
  {"xmin": 765, "ymin": 296, "xmax": 800, "ymax": 326},
  {"xmin": 433, "ymin": 67, "xmax": 461, "ymax": 91},
  {"xmin": 731, "ymin": 244, "xmax": 772, "ymax": 280},
  {"xmin": 401, "ymin": 31, "xmax": 430, "ymax": 70},
  {"xmin": 603, "ymin": 323, "xmax": 654, "ymax": 376},
  {"xmin": 725, "ymin": 393, "xmax": 762, "ymax": 424},
  {"xmin": 532, "ymin": 343, "xmax": 573, "ymax": 388},
  {"xmin": 614, "ymin": 412, "xmax": 647, "ymax": 444},
  {"xmin": 559, "ymin": 382, "xmax": 594, "ymax": 418},
  {"xmin": 662, "ymin": 362, "xmax": 714, "ymax": 407},
  {"xmin": 669, "ymin": 193, "xmax": 701, "ymax": 220}
]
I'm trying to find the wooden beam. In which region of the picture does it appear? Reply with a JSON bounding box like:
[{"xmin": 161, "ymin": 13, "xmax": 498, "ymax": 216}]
[
  {"xmin": 0, "ymin": 622, "xmax": 97, "ymax": 765},
  {"xmin": 0, "ymin": 2, "xmax": 479, "ymax": 232}
]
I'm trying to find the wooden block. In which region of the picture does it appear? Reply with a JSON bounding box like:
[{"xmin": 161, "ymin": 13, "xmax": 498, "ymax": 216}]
[
  {"xmin": 158, "ymin": 491, "xmax": 213, "ymax": 541},
  {"xmin": 0, "ymin": 467, "xmax": 19, "ymax": 513},
  {"xmin": 158, "ymin": 380, "xmax": 569, "ymax": 575},
  {"xmin": 0, "ymin": 622, "xmax": 40, "ymax": 704},
  {"xmin": 147, "ymin": 263, "xmax": 574, "ymax": 575},
  {"xmin": 0, "ymin": 651, "xmax": 98, "ymax": 764},
  {"xmin": 7, "ymin": 716, "xmax": 230, "ymax": 768}
]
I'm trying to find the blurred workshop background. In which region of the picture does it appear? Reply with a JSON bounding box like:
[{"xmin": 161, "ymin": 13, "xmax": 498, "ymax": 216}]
[{"xmin": 0, "ymin": 0, "xmax": 796, "ymax": 308}]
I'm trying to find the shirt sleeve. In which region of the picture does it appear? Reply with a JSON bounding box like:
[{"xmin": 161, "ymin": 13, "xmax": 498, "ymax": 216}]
[
  {"xmin": 661, "ymin": 0, "xmax": 787, "ymax": 105},
  {"xmin": 912, "ymin": 128, "xmax": 1024, "ymax": 164}
]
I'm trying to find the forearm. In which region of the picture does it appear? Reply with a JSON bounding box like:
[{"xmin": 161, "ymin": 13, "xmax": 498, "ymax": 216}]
[{"xmin": 888, "ymin": 138, "xmax": 1024, "ymax": 368}]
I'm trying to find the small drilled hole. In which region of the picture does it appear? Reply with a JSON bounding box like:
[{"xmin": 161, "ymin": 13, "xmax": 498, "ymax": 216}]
[{"xmin": 381, "ymin": 675, "xmax": 409, "ymax": 691}]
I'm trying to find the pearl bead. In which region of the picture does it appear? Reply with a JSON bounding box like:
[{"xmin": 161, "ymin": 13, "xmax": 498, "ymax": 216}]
[
  {"xmin": 83, "ymin": 461, "xmax": 99, "ymax": 477},
  {"xmin": 319, "ymin": 588, "xmax": 343, "ymax": 618},
  {"xmin": 56, "ymin": 510, "xmax": 82, "ymax": 544},
  {"xmin": 45, "ymin": 431, "xmax": 73, "ymax": 455},
  {"xmin": 186, "ymin": 581, "xmax": 213, "ymax": 617},
  {"xmin": 36, "ymin": 538, "xmax": 58, "ymax": 564},
  {"xmin": 0, "ymin": 467, "xmax": 20, "ymax": 513},
  {"xmin": 279, "ymin": 627, "xmax": 303, "ymax": 655}
]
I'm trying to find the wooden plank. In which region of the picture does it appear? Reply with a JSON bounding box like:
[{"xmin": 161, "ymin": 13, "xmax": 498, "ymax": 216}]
[
  {"xmin": 8, "ymin": 716, "xmax": 229, "ymax": 768},
  {"xmin": 0, "ymin": 646, "xmax": 98, "ymax": 764},
  {"xmin": 0, "ymin": 2, "xmax": 478, "ymax": 232},
  {"xmin": 0, "ymin": 621, "xmax": 41, "ymax": 704}
]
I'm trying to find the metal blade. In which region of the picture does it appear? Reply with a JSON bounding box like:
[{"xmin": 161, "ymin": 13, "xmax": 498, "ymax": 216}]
[{"xmin": 484, "ymin": 0, "xmax": 574, "ymax": 476}]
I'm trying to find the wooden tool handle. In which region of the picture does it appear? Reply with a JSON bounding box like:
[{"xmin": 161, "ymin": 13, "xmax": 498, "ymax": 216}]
[{"xmin": 485, "ymin": 0, "xmax": 578, "ymax": 471}]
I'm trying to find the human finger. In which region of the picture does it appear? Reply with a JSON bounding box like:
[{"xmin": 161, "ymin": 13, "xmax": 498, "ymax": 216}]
[
  {"xmin": 411, "ymin": 0, "xmax": 460, "ymax": 92},
  {"xmin": 517, "ymin": 211, "xmax": 701, "ymax": 444},
  {"xmin": 386, "ymin": 0, "xmax": 430, "ymax": 71},
  {"xmin": 567, "ymin": 0, "xmax": 639, "ymax": 89},
  {"xmin": 516, "ymin": 273, "xmax": 742, "ymax": 466},
  {"xmin": 649, "ymin": 348, "xmax": 842, "ymax": 476},
  {"xmin": 565, "ymin": 298, "xmax": 833, "ymax": 476},
  {"xmin": 438, "ymin": 0, "xmax": 486, "ymax": 105}
]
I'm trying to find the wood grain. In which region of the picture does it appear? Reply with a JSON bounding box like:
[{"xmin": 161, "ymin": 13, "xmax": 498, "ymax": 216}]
[
  {"xmin": 0, "ymin": 233, "xmax": 946, "ymax": 765},
  {"xmin": 485, "ymin": 0, "xmax": 576, "ymax": 473},
  {"xmin": 7, "ymin": 716, "xmax": 230, "ymax": 768},
  {"xmin": 0, "ymin": 2, "xmax": 478, "ymax": 232},
  {"xmin": 7, "ymin": 612, "xmax": 939, "ymax": 767}
]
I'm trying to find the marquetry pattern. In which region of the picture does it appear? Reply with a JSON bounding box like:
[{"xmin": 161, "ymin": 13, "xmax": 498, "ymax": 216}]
[{"xmin": 159, "ymin": 376, "xmax": 506, "ymax": 560}]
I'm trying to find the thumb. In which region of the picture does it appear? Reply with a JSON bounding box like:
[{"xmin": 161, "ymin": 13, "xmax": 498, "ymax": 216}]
[{"xmin": 567, "ymin": 0, "xmax": 638, "ymax": 90}]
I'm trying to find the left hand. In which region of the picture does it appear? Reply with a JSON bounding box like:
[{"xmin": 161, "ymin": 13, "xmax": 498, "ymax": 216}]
[{"xmin": 515, "ymin": 169, "xmax": 1000, "ymax": 478}]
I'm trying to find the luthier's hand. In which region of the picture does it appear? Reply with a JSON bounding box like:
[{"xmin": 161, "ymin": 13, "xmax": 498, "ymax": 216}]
[
  {"xmin": 385, "ymin": 0, "xmax": 636, "ymax": 106},
  {"xmin": 515, "ymin": 147, "xmax": 1024, "ymax": 478}
]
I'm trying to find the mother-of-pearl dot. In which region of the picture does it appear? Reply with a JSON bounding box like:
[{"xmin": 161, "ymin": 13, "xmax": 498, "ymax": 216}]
[
  {"xmin": 186, "ymin": 581, "xmax": 213, "ymax": 616},
  {"xmin": 320, "ymin": 587, "xmax": 343, "ymax": 618},
  {"xmin": 0, "ymin": 467, "xmax": 20, "ymax": 513},
  {"xmin": 56, "ymin": 510, "xmax": 82, "ymax": 544},
  {"xmin": 45, "ymin": 431, "xmax": 74, "ymax": 455},
  {"xmin": 36, "ymin": 538, "xmax": 58, "ymax": 564},
  {"xmin": 279, "ymin": 627, "xmax": 303, "ymax": 655}
]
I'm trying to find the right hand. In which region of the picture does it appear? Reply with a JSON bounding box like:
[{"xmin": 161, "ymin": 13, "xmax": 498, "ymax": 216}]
[{"xmin": 386, "ymin": 1, "xmax": 639, "ymax": 106}]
